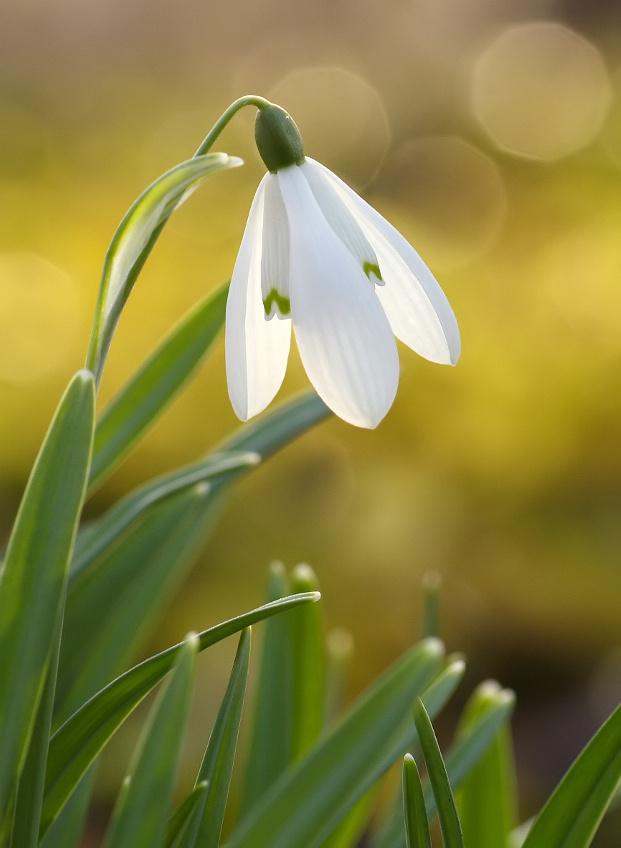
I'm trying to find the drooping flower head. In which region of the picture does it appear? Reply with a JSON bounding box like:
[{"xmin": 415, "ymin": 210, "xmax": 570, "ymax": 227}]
[{"xmin": 226, "ymin": 103, "xmax": 460, "ymax": 428}]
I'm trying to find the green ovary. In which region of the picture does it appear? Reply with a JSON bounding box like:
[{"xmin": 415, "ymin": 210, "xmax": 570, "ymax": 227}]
[{"xmin": 263, "ymin": 288, "xmax": 291, "ymax": 317}]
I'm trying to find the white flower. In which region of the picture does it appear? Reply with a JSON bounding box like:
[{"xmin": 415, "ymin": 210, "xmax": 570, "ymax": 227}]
[{"xmin": 225, "ymin": 156, "xmax": 460, "ymax": 428}]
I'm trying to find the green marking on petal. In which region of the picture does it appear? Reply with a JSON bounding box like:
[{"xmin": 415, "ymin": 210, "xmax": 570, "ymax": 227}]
[
  {"xmin": 263, "ymin": 289, "xmax": 291, "ymax": 317},
  {"xmin": 363, "ymin": 261, "xmax": 382, "ymax": 282}
]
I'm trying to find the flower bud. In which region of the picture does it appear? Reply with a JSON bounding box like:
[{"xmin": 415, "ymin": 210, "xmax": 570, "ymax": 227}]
[{"xmin": 255, "ymin": 104, "xmax": 305, "ymax": 172}]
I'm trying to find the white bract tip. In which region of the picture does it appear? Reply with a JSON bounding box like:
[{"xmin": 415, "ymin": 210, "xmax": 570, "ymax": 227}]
[{"xmin": 225, "ymin": 155, "xmax": 460, "ymax": 428}]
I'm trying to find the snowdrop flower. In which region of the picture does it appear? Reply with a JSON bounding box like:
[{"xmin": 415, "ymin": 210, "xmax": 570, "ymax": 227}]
[{"xmin": 226, "ymin": 104, "xmax": 460, "ymax": 428}]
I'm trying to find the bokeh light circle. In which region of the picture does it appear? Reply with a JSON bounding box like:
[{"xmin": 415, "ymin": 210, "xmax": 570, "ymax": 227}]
[
  {"xmin": 267, "ymin": 67, "xmax": 391, "ymax": 188},
  {"xmin": 472, "ymin": 22, "xmax": 612, "ymax": 160},
  {"xmin": 0, "ymin": 253, "xmax": 82, "ymax": 383},
  {"xmin": 371, "ymin": 136, "xmax": 507, "ymax": 270}
]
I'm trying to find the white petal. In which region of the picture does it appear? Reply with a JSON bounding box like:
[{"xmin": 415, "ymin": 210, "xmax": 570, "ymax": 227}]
[
  {"xmin": 277, "ymin": 165, "xmax": 399, "ymax": 429},
  {"xmin": 226, "ymin": 175, "xmax": 291, "ymax": 420},
  {"xmin": 300, "ymin": 160, "xmax": 380, "ymax": 277},
  {"xmin": 308, "ymin": 158, "xmax": 460, "ymax": 365},
  {"xmin": 261, "ymin": 174, "xmax": 290, "ymax": 317}
]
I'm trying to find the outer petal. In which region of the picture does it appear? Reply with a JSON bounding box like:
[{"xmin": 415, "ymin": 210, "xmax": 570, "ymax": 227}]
[
  {"xmin": 225, "ymin": 175, "xmax": 291, "ymax": 420},
  {"xmin": 308, "ymin": 158, "xmax": 460, "ymax": 365},
  {"xmin": 277, "ymin": 165, "xmax": 399, "ymax": 429}
]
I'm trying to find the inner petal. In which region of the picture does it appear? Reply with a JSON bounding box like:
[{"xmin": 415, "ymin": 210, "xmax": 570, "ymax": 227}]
[
  {"xmin": 301, "ymin": 159, "xmax": 382, "ymax": 284},
  {"xmin": 261, "ymin": 175, "xmax": 291, "ymax": 319}
]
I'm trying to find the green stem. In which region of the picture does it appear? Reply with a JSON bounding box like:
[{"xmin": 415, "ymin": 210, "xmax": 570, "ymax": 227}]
[{"xmin": 194, "ymin": 95, "xmax": 272, "ymax": 157}]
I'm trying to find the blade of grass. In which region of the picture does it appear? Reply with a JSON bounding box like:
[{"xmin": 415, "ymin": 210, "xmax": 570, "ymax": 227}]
[
  {"xmin": 226, "ymin": 638, "xmax": 445, "ymax": 848},
  {"xmin": 242, "ymin": 564, "xmax": 294, "ymax": 810},
  {"xmin": 0, "ymin": 370, "xmax": 94, "ymax": 828},
  {"xmin": 521, "ymin": 703, "xmax": 621, "ymax": 848},
  {"xmin": 88, "ymin": 283, "xmax": 229, "ymax": 492},
  {"xmin": 102, "ymin": 634, "xmax": 198, "ymax": 848},
  {"xmin": 403, "ymin": 754, "xmax": 432, "ymax": 848},
  {"xmin": 186, "ymin": 628, "xmax": 251, "ymax": 848},
  {"xmin": 456, "ymin": 681, "xmax": 517, "ymax": 848},
  {"xmin": 414, "ymin": 699, "xmax": 464, "ymax": 848},
  {"xmin": 41, "ymin": 592, "xmax": 319, "ymax": 838},
  {"xmin": 86, "ymin": 154, "xmax": 241, "ymax": 384}
]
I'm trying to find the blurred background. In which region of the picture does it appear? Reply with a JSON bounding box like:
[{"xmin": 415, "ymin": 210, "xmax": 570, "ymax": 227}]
[{"xmin": 1, "ymin": 0, "xmax": 620, "ymax": 842}]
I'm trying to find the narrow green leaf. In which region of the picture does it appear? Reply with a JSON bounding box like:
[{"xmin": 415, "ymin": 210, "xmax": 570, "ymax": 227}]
[
  {"xmin": 57, "ymin": 483, "xmax": 218, "ymax": 722},
  {"xmin": 289, "ymin": 564, "xmax": 325, "ymax": 760},
  {"xmin": 521, "ymin": 703, "xmax": 621, "ymax": 848},
  {"xmin": 164, "ymin": 782, "xmax": 208, "ymax": 848},
  {"xmin": 321, "ymin": 788, "xmax": 377, "ymax": 848},
  {"xmin": 375, "ymin": 680, "xmax": 513, "ymax": 848},
  {"xmin": 85, "ymin": 154, "xmax": 241, "ymax": 384},
  {"xmin": 456, "ymin": 681, "xmax": 517, "ymax": 848},
  {"xmin": 242, "ymin": 564, "xmax": 294, "ymax": 810},
  {"xmin": 403, "ymin": 754, "xmax": 432, "ymax": 848},
  {"xmin": 73, "ymin": 450, "xmax": 259, "ymax": 578},
  {"xmin": 187, "ymin": 628, "xmax": 251, "ymax": 848},
  {"xmin": 414, "ymin": 699, "xmax": 464, "ymax": 848},
  {"xmin": 226, "ymin": 638, "xmax": 444, "ymax": 848},
  {"xmin": 10, "ymin": 617, "xmax": 63, "ymax": 848},
  {"xmin": 41, "ymin": 592, "xmax": 319, "ymax": 838},
  {"xmin": 102, "ymin": 634, "xmax": 198, "ymax": 848},
  {"xmin": 0, "ymin": 370, "xmax": 95, "ymax": 826},
  {"xmin": 88, "ymin": 283, "xmax": 229, "ymax": 491}
]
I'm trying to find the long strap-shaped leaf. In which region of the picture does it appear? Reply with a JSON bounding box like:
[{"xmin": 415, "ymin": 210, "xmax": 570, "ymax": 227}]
[
  {"xmin": 0, "ymin": 371, "xmax": 94, "ymax": 830},
  {"xmin": 41, "ymin": 592, "xmax": 318, "ymax": 838},
  {"xmin": 414, "ymin": 699, "xmax": 464, "ymax": 848},
  {"xmin": 225, "ymin": 638, "xmax": 445, "ymax": 848},
  {"xmin": 86, "ymin": 154, "xmax": 241, "ymax": 384},
  {"xmin": 102, "ymin": 635, "xmax": 198, "ymax": 848},
  {"xmin": 88, "ymin": 283, "xmax": 230, "ymax": 491},
  {"xmin": 403, "ymin": 754, "xmax": 432, "ymax": 848},
  {"xmin": 185, "ymin": 628, "xmax": 251, "ymax": 848},
  {"xmin": 521, "ymin": 703, "xmax": 621, "ymax": 848}
]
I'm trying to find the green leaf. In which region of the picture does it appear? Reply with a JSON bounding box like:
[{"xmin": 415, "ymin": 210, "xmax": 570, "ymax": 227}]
[
  {"xmin": 414, "ymin": 699, "xmax": 464, "ymax": 848},
  {"xmin": 374, "ymin": 679, "xmax": 514, "ymax": 848},
  {"xmin": 85, "ymin": 154, "xmax": 241, "ymax": 384},
  {"xmin": 521, "ymin": 703, "xmax": 621, "ymax": 848},
  {"xmin": 41, "ymin": 592, "xmax": 319, "ymax": 838},
  {"xmin": 102, "ymin": 634, "xmax": 198, "ymax": 848},
  {"xmin": 57, "ymin": 483, "xmax": 219, "ymax": 722},
  {"xmin": 73, "ymin": 450, "xmax": 259, "ymax": 579},
  {"xmin": 10, "ymin": 618, "xmax": 63, "ymax": 848},
  {"xmin": 226, "ymin": 638, "xmax": 445, "ymax": 848},
  {"xmin": 88, "ymin": 283, "xmax": 230, "ymax": 492},
  {"xmin": 0, "ymin": 370, "xmax": 95, "ymax": 827},
  {"xmin": 403, "ymin": 754, "xmax": 432, "ymax": 848},
  {"xmin": 39, "ymin": 767, "xmax": 96, "ymax": 848},
  {"xmin": 164, "ymin": 782, "xmax": 208, "ymax": 848},
  {"xmin": 456, "ymin": 681, "xmax": 517, "ymax": 848},
  {"xmin": 289, "ymin": 564, "xmax": 325, "ymax": 761},
  {"xmin": 321, "ymin": 788, "xmax": 377, "ymax": 848},
  {"xmin": 186, "ymin": 628, "xmax": 251, "ymax": 848},
  {"xmin": 242, "ymin": 564, "xmax": 294, "ymax": 811},
  {"xmin": 324, "ymin": 628, "xmax": 354, "ymax": 725}
]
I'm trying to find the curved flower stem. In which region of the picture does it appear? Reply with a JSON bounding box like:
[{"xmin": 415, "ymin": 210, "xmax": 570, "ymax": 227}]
[{"xmin": 194, "ymin": 95, "xmax": 272, "ymax": 157}]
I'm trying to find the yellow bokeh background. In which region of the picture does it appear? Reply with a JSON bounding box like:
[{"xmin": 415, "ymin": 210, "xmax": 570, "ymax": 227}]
[{"xmin": 2, "ymin": 0, "xmax": 621, "ymax": 839}]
